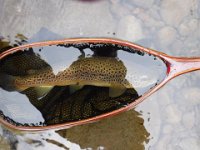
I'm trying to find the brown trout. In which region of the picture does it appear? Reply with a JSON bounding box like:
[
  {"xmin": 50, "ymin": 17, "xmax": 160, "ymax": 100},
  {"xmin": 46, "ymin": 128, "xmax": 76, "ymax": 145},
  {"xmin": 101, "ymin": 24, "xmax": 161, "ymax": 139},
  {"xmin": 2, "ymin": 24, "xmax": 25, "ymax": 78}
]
[
  {"xmin": 22, "ymin": 85, "xmax": 139, "ymax": 125},
  {"xmin": 4, "ymin": 56, "xmax": 132, "ymax": 92}
]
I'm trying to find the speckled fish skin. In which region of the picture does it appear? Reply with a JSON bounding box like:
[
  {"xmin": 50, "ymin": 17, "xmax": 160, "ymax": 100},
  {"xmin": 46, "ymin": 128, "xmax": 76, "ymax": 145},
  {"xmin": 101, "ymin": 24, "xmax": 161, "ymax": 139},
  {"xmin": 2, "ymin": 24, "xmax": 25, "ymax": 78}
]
[
  {"xmin": 14, "ymin": 56, "xmax": 133, "ymax": 91},
  {"xmin": 0, "ymin": 49, "xmax": 50, "ymax": 76}
]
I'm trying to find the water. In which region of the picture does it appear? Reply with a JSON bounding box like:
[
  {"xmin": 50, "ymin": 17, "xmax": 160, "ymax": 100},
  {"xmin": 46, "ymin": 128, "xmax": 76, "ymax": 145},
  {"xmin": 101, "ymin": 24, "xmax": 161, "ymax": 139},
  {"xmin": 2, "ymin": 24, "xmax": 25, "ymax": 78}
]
[
  {"xmin": 0, "ymin": 0, "xmax": 199, "ymax": 149},
  {"xmin": 0, "ymin": 42, "xmax": 166, "ymax": 127}
]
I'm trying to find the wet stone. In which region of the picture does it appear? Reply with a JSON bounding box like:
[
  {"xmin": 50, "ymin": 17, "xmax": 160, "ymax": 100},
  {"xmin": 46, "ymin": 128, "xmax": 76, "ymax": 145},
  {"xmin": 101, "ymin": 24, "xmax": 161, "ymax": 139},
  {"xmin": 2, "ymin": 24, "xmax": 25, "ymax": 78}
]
[
  {"xmin": 157, "ymin": 26, "xmax": 177, "ymax": 47},
  {"xmin": 182, "ymin": 110, "xmax": 195, "ymax": 129},
  {"xmin": 160, "ymin": 0, "xmax": 197, "ymax": 27},
  {"xmin": 117, "ymin": 15, "xmax": 144, "ymax": 42}
]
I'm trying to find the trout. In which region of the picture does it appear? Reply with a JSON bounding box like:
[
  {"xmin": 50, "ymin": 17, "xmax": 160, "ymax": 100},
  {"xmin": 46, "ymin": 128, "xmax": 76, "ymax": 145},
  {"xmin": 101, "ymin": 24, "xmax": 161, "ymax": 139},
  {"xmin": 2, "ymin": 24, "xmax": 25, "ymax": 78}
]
[{"xmin": 1, "ymin": 56, "xmax": 133, "ymax": 94}]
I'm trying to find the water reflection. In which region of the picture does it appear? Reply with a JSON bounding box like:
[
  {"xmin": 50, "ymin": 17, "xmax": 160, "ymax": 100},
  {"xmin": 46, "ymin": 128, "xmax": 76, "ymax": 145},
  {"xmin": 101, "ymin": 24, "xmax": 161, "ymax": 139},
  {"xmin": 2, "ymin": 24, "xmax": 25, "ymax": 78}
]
[
  {"xmin": 0, "ymin": 35, "xmax": 167, "ymax": 127},
  {"xmin": 58, "ymin": 110, "xmax": 150, "ymax": 149},
  {"xmin": 0, "ymin": 36, "xmax": 151, "ymax": 149},
  {"xmin": 0, "ymin": 109, "xmax": 150, "ymax": 149},
  {"xmin": 0, "ymin": 40, "xmax": 143, "ymax": 126},
  {"xmin": 23, "ymin": 86, "xmax": 139, "ymax": 125}
]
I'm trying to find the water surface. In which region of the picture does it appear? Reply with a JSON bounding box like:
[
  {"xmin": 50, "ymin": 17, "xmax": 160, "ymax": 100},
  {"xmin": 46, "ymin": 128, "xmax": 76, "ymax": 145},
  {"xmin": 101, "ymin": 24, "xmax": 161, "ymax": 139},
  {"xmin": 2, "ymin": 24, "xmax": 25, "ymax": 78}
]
[{"xmin": 0, "ymin": 42, "xmax": 166, "ymax": 127}]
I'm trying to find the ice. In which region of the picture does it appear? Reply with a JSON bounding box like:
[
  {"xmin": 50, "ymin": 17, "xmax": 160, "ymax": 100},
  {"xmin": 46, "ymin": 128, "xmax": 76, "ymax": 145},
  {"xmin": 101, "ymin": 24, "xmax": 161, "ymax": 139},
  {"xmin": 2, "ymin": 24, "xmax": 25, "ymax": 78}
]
[{"xmin": 182, "ymin": 110, "xmax": 195, "ymax": 129}]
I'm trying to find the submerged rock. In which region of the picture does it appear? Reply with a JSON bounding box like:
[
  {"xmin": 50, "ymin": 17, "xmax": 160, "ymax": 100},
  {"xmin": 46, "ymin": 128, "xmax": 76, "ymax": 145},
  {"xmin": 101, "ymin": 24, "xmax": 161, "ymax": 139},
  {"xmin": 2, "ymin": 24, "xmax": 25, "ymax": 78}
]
[
  {"xmin": 179, "ymin": 19, "xmax": 199, "ymax": 37},
  {"xmin": 157, "ymin": 26, "xmax": 177, "ymax": 46},
  {"xmin": 182, "ymin": 110, "xmax": 195, "ymax": 129},
  {"xmin": 180, "ymin": 137, "xmax": 200, "ymax": 150},
  {"xmin": 117, "ymin": 15, "xmax": 144, "ymax": 42},
  {"xmin": 160, "ymin": 0, "xmax": 197, "ymax": 26},
  {"xmin": 129, "ymin": 0, "xmax": 155, "ymax": 9},
  {"xmin": 164, "ymin": 104, "xmax": 182, "ymax": 124}
]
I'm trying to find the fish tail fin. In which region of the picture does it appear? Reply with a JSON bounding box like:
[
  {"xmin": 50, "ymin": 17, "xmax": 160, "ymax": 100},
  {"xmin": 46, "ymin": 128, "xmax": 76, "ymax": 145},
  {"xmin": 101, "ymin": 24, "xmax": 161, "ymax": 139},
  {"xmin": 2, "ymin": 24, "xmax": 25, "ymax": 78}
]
[{"xmin": 0, "ymin": 73, "xmax": 17, "ymax": 91}]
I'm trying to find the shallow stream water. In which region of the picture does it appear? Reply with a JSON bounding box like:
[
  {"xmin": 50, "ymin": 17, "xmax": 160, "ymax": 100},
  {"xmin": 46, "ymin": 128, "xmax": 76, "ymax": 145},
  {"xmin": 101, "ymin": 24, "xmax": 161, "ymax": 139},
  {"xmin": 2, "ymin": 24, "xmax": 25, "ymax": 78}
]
[
  {"xmin": 0, "ymin": 42, "xmax": 166, "ymax": 127},
  {"xmin": 0, "ymin": 0, "xmax": 200, "ymax": 149}
]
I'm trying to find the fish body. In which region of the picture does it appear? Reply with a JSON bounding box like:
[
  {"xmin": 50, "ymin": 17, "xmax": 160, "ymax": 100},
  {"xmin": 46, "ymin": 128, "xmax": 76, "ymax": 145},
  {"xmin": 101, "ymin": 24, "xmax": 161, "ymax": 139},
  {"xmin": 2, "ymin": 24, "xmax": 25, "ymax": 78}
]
[{"xmin": 12, "ymin": 57, "xmax": 132, "ymax": 91}]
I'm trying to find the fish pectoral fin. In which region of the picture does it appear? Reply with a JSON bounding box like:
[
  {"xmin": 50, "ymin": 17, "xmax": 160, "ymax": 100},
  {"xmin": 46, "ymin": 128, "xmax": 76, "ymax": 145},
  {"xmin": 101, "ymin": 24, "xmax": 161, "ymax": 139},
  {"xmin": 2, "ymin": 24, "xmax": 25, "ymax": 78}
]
[
  {"xmin": 123, "ymin": 79, "xmax": 134, "ymax": 89},
  {"xmin": 69, "ymin": 85, "xmax": 84, "ymax": 94},
  {"xmin": 109, "ymin": 86, "xmax": 126, "ymax": 98},
  {"xmin": 34, "ymin": 86, "xmax": 54, "ymax": 98}
]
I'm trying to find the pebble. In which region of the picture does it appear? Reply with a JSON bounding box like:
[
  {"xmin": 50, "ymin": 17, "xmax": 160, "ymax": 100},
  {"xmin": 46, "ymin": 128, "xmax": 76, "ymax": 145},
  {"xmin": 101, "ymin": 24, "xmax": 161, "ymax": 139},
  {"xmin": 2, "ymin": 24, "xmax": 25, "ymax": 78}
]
[
  {"xmin": 0, "ymin": 0, "xmax": 200, "ymax": 149},
  {"xmin": 117, "ymin": 15, "xmax": 144, "ymax": 42},
  {"xmin": 170, "ymin": 39, "xmax": 184, "ymax": 56},
  {"xmin": 163, "ymin": 124, "xmax": 173, "ymax": 134},
  {"xmin": 157, "ymin": 26, "xmax": 177, "ymax": 46},
  {"xmin": 183, "ymin": 37, "xmax": 200, "ymax": 53},
  {"xmin": 182, "ymin": 110, "xmax": 195, "ymax": 129},
  {"xmin": 160, "ymin": 0, "xmax": 196, "ymax": 26},
  {"xmin": 157, "ymin": 87, "xmax": 174, "ymax": 106},
  {"xmin": 129, "ymin": 0, "xmax": 155, "ymax": 9},
  {"xmin": 0, "ymin": 126, "xmax": 2, "ymax": 136},
  {"xmin": 152, "ymin": 135, "xmax": 171, "ymax": 150},
  {"xmin": 164, "ymin": 104, "xmax": 182, "ymax": 124},
  {"xmin": 110, "ymin": 0, "xmax": 121, "ymax": 4},
  {"xmin": 53, "ymin": 0, "xmax": 116, "ymax": 37},
  {"xmin": 180, "ymin": 87, "xmax": 200, "ymax": 105},
  {"xmin": 110, "ymin": 1, "xmax": 131, "ymax": 19},
  {"xmin": 169, "ymin": 76, "xmax": 187, "ymax": 89},
  {"xmin": 166, "ymin": 144, "xmax": 183, "ymax": 150},
  {"xmin": 179, "ymin": 137, "xmax": 200, "ymax": 150},
  {"xmin": 179, "ymin": 19, "xmax": 199, "ymax": 37}
]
